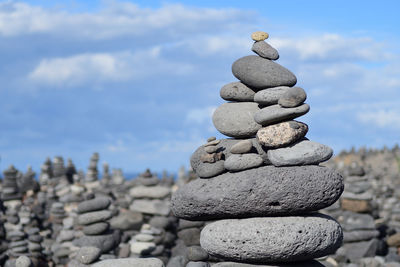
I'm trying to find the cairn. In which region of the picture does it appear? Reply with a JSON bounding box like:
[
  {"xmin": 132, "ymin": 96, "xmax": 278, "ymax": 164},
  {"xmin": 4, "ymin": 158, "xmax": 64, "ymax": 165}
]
[{"xmin": 172, "ymin": 32, "xmax": 344, "ymax": 265}]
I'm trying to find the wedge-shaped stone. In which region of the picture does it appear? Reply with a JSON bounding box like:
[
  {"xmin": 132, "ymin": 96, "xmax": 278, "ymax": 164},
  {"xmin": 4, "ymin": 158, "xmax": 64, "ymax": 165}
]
[
  {"xmin": 200, "ymin": 214, "xmax": 343, "ymax": 263},
  {"xmin": 171, "ymin": 165, "xmax": 343, "ymax": 220}
]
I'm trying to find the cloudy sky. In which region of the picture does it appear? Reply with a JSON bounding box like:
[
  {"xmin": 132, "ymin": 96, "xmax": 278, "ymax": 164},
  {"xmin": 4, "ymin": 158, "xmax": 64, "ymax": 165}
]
[{"xmin": 1, "ymin": 0, "xmax": 400, "ymax": 175}]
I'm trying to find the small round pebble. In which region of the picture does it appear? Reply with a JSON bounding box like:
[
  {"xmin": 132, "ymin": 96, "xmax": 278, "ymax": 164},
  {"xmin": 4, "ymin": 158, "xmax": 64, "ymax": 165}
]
[
  {"xmin": 278, "ymin": 87, "xmax": 307, "ymax": 108},
  {"xmin": 204, "ymin": 139, "xmax": 220, "ymax": 147},
  {"xmin": 230, "ymin": 140, "xmax": 253, "ymax": 154},
  {"xmin": 16, "ymin": 256, "xmax": 32, "ymax": 267},
  {"xmin": 251, "ymin": 31, "xmax": 269, "ymax": 41},
  {"xmin": 76, "ymin": 246, "xmax": 102, "ymax": 264}
]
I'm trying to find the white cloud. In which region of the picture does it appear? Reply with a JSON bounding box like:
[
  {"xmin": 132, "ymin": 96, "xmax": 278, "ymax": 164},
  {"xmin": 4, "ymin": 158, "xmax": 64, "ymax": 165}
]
[
  {"xmin": 357, "ymin": 109, "xmax": 400, "ymax": 128},
  {"xmin": 186, "ymin": 106, "xmax": 216, "ymax": 124}
]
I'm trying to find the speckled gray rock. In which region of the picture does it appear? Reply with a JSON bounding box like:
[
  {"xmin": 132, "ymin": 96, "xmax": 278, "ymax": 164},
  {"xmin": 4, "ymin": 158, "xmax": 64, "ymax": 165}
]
[
  {"xmin": 16, "ymin": 256, "xmax": 32, "ymax": 267},
  {"xmin": 254, "ymin": 86, "xmax": 291, "ymax": 106},
  {"xmin": 195, "ymin": 161, "xmax": 226, "ymax": 178},
  {"xmin": 200, "ymin": 214, "xmax": 343, "ymax": 263},
  {"xmin": 76, "ymin": 246, "xmax": 101, "ymax": 264},
  {"xmin": 254, "ymin": 104, "xmax": 310, "ymax": 126},
  {"xmin": 268, "ymin": 139, "xmax": 333, "ymax": 166},
  {"xmin": 220, "ymin": 82, "xmax": 256, "ymax": 102},
  {"xmin": 252, "ymin": 41, "xmax": 279, "ymax": 60},
  {"xmin": 91, "ymin": 258, "xmax": 164, "ymax": 267},
  {"xmin": 230, "ymin": 140, "xmax": 253, "ymax": 154},
  {"xmin": 212, "ymin": 261, "xmax": 325, "ymax": 267},
  {"xmin": 278, "ymin": 87, "xmax": 307, "ymax": 108},
  {"xmin": 77, "ymin": 197, "xmax": 111, "ymax": 214},
  {"xmin": 130, "ymin": 199, "xmax": 171, "ymax": 216},
  {"xmin": 171, "ymin": 165, "xmax": 343, "ymax": 220},
  {"xmin": 212, "ymin": 102, "xmax": 261, "ymax": 138},
  {"xmin": 83, "ymin": 222, "xmax": 109, "ymax": 235},
  {"xmin": 256, "ymin": 121, "xmax": 308, "ymax": 148},
  {"xmin": 78, "ymin": 210, "xmax": 112, "ymax": 225},
  {"xmin": 224, "ymin": 154, "xmax": 263, "ymax": 172},
  {"xmin": 232, "ymin": 56, "xmax": 296, "ymax": 89}
]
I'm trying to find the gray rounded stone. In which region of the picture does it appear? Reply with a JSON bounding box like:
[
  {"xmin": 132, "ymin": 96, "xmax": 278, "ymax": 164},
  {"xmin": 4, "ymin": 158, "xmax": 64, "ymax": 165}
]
[
  {"xmin": 224, "ymin": 154, "xmax": 263, "ymax": 172},
  {"xmin": 220, "ymin": 82, "xmax": 256, "ymax": 102},
  {"xmin": 130, "ymin": 199, "xmax": 171, "ymax": 216},
  {"xmin": 278, "ymin": 87, "xmax": 307, "ymax": 108},
  {"xmin": 200, "ymin": 214, "xmax": 343, "ymax": 263},
  {"xmin": 230, "ymin": 140, "xmax": 253, "ymax": 154},
  {"xmin": 73, "ymin": 233, "xmax": 119, "ymax": 253},
  {"xmin": 171, "ymin": 165, "xmax": 343, "ymax": 220},
  {"xmin": 83, "ymin": 222, "xmax": 109, "ymax": 235},
  {"xmin": 78, "ymin": 210, "xmax": 112, "ymax": 225},
  {"xmin": 195, "ymin": 161, "xmax": 225, "ymax": 178},
  {"xmin": 232, "ymin": 55, "xmax": 296, "ymax": 89},
  {"xmin": 16, "ymin": 256, "xmax": 32, "ymax": 267},
  {"xmin": 268, "ymin": 139, "xmax": 333, "ymax": 166},
  {"xmin": 186, "ymin": 262, "xmax": 210, "ymax": 267},
  {"xmin": 129, "ymin": 186, "xmax": 171, "ymax": 199},
  {"xmin": 254, "ymin": 104, "xmax": 310, "ymax": 126},
  {"xmin": 212, "ymin": 102, "xmax": 262, "ymax": 138},
  {"xmin": 256, "ymin": 120, "xmax": 308, "ymax": 148},
  {"xmin": 91, "ymin": 258, "xmax": 164, "ymax": 267},
  {"xmin": 253, "ymin": 86, "xmax": 291, "ymax": 106},
  {"xmin": 187, "ymin": 246, "xmax": 209, "ymax": 261},
  {"xmin": 212, "ymin": 261, "xmax": 325, "ymax": 267},
  {"xmin": 77, "ymin": 197, "xmax": 111, "ymax": 214},
  {"xmin": 110, "ymin": 210, "xmax": 143, "ymax": 231},
  {"xmin": 252, "ymin": 41, "xmax": 279, "ymax": 60},
  {"xmin": 76, "ymin": 246, "xmax": 101, "ymax": 264}
]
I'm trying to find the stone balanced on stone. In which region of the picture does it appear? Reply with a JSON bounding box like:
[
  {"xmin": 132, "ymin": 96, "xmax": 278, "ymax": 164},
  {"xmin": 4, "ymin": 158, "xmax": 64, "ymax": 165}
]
[{"xmin": 172, "ymin": 32, "xmax": 345, "ymax": 265}]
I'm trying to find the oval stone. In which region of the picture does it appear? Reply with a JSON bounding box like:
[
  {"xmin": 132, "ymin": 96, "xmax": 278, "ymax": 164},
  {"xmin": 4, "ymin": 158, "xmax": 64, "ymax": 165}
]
[
  {"xmin": 254, "ymin": 104, "xmax": 309, "ymax": 126},
  {"xmin": 171, "ymin": 165, "xmax": 344, "ymax": 220},
  {"xmin": 278, "ymin": 87, "xmax": 307, "ymax": 108},
  {"xmin": 224, "ymin": 154, "xmax": 263, "ymax": 172},
  {"xmin": 268, "ymin": 140, "xmax": 333, "ymax": 166},
  {"xmin": 220, "ymin": 82, "xmax": 256, "ymax": 102},
  {"xmin": 232, "ymin": 56, "xmax": 297, "ymax": 89},
  {"xmin": 252, "ymin": 41, "xmax": 279, "ymax": 60},
  {"xmin": 254, "ymin": 86, "xmax": 291, "ymax": 106},
  {"xmin": 212, "ymin": 261, "xmax": 325, "ymax": 267},
  {"xmin": 77, "ymin": 197, "xmax": 111, "ymax": 214},
  {"xmin": 212, "ymin": 102, "xmax": 262, "ymax": 138},
  {"xmin": 256, "ymin": 121, "xmax": 308, "ymax": 148},
  {"xmin": 200, "ymin": 214, "xmax": 343, "ymax": 263}
]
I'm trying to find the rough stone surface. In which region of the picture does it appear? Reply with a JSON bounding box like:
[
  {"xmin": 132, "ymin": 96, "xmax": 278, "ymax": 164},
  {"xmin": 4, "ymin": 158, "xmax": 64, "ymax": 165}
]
[
  {"xmin": 254, "ymin": 104, "xmax": 309, "ymax": 126},
  {"xmin": 200, "ymin": 214, "xmax": 343, "ymax": 263},
  {"xmin": 254, "ymin": 86, "xmax": 291, "ymax": 106},
  {"xmin": 230, "ymin": 140, "xmax": 253, "ymax": 154},
  {"xmin": 256, "ymin": 120, "xmax": 308, "ymax": 148},
  {"xmin": 78, "ymin": 210, "xmax": 112, "ymax": 225},
  {"xmin": 130, "ymin": 199, "xmax": 171, "ymax": 216},
  {"xmin": 171, "ymin": 165, "xmax": 343, "ymax": 220},
  {"xmin": 232, "ymin": 56, "xmax": 297, "ymax": 89},
  {"xmin": 251, "ymin": 31, "xmax": 269, "ymax": 41},
  {"xmin": 77, "ymin": 197, "xmax": 111, "ymax": 214},
  {"xmin": 91, "ymin": 258, "xmax": 164, "ymax": 267},
  {"xmin": 212, "ymin": 102, "xmax": 261, "ymax": 138},
  {"xmin": 76, "ymin": 246, "xmax": 101, "ymax": 264},
  {"xmin": 278, "ymin": 87, "xmax": 307, "ymax": 108},
  {"xmin": 224, "ymin": 154, "xmax": 263, "ymax": 172},
  {"xmin": 129, "ymin": 186, "xmax": 171, "ymax": 199},
  {"xmin": 16, "ymin": 256, "xmax": 32, "ymax": 267},
  {"xmin": 195, "ymin": 161, "xmax": 226, "ymax": 178},
  {"xmin": 252, "ymin": 41, "xmax": 279, "ymax": 60},
  {"xmin": 220, "ymin": 82, "xmax": 256, "ymax": 102},
  {"xmin": 268, "ymin": 139, "xmax": 333, "ymax": 166}
]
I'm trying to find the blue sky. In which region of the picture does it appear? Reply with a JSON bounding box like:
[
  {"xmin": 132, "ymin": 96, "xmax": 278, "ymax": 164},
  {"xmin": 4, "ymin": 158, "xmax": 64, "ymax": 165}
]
[{"xmin": 1, "ymin": 0, "xmax": 400, "ymax": 175}]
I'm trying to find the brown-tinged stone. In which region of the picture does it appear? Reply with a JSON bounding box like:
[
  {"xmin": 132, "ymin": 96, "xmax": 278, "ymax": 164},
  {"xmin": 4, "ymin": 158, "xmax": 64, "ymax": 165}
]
[
  {"xmin": 256, "ymin": 121, "xmax": 308, "ymax": 148},
  {"xmin": 207, "ymin": 137, "xmax": 216, "ymax": 142},
  {"xmin": 230, "ymin": 140, "xmax": 253, "ymax": 154},
  {"xmin": 387, "ymin": 233, "xmax": 400, "ymax": 247},
  {"xmin": 204, "ymin": 146, "xmax": 217, "ymax": 154},
  {"xmin": 204, "ymin": 140, "xmax": 220, "ymax": 147},
  {"xmin": 200, "ymin": 152, "xmax": 223, "ymax": 163},
  {"xmin": 341, "ymin": 198, "xmax": 372, "ymax": 213}
]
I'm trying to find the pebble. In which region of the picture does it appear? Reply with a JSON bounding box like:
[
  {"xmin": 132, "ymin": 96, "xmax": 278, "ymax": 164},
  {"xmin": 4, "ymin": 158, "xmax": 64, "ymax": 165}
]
[
  {"xmin": 220, "ymin": 82, "xmax": 256, "ymax": 102},
  {"xmin": 186, "ymin": 262, "xmax": 210, "ymax": 267},
  {"xmin": 254, "ymin": 104, "xmax": 310, "ymax": 126},
  {"xmin": 187, "ymin": 246, "xmax": 209, "ymax": 261},
  {"xmin": 200, "ymin": 214, "xmax": 343, "ymax": 263},
  {"xmin": 256, "ymin": 120, "xmax": 308, "ymax": 148},
  {"xmin": 343, "ymin": 230, "xmax": 380, "ymax": 243},
  {"xmin": 213, "ymin": 102, "xmax": 261, "ymax": 138},
  {"xmin": 91, "ymin": 258, "xmax": 164, "ymax": 267},
  {"xmin": 83, "ymin": 222, "xmax": 110, "ymax": 235},
  {"xmin": 171, "ymin": 165, "xmax": 343, "ymax": 220},
  {"xmin": 78, "ymin": 210, "xmax": 112, "ymax": 225},
  {"xmin": 77, "ymin": 197, "xmax": 111, "ymax": 214},
  {"xmin": 129, "ymin": 186, "xmax": 171, "ymax": 199},
  {"xmin": 252, "ymin": 41, "xmax": 279, "ymax": 60},
  {"xmin": 15, "ymin": 256, "xmax": 32, "ymax": 267},
  {"xmin": 224, "ymin": 154, "xmax": 263, "ymax": 172},
  {"xmin": 387, "ymin": 233, "xmax": 400, "ymax": 247},
  {"xmin": 195, "ymin": 161, "xmax": 226, "ymax": 178},
  {"xmin": 268, "ymin": 139, "xmax": 333, "ymax": 166},
  {"xmin": 73, "ymin": 233, "xmax": 119, "ymax": 253},
  {"xmin": 278, "ymin": 87, "xmax": 307, "ymax": 108},
  {"xmin": 130, "ymin": 241, "xmax": 156, "ymax": 254},
  {"xmin": 177, "ymin": 228, "xmax": 201, "ymax": 246},
  {"xmin": 251, "ymin": 31, "xmax": 269, "ymax": 41},
  {"xmin": 232, "ymin": 56, "xmax": 297, "ymax": 89},
  {"xmin": 230, "ymin": 140, "xmax": 253, "ymax": 154},
  {"xmin": 204, "ymin": 146, "xmax": 217, "ymax": 154},
  {"xmin": 207, "ymin": 137, "xmax": 216, "ymax": 142},
  {"xmin": 204, "ymin": 139, "xmax": 220, "ymax": 147},
  {"xmin": 130, "ymin": 199, "xmax": 171, "ymax": 216},
  {"xmin": 110, "ymin": 210, "xmax": 143, "ymax": 231},
  {"xmin": 76, "ymin": 246, "xmax": 101, "ymax": 264},
  {"xmin": 254, "ymin": 86, "xmax": 291, "ymax": 106}
]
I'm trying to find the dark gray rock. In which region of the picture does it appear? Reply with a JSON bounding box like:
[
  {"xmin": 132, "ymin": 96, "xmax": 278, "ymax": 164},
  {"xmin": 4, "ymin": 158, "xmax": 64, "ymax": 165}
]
[
  {"xmin": 110, "ymin": 210, "xmax": 143, "ymax": 231},
  {"xmin": 177, "ymin": 228, "xmax": 201, "ymax": 246},
  {"xmin": 252, "ymin": 41, "xmax": 279, "ymax": 60},
  {"xmin": 178, "ymin": 219, "xmax": 205, "ymax": 230},
  {"xmin": 336, "ymin": 239, "xmax": 378, "ymax": 262},
  {"xmin": 212, "ymin": 261, "xmax": 325, "ymax": 267},
  {"xmin": 232, "ymin": 56, "xmax": 296, "ymax": 89},
  {"xmin": 171, "ymin": 165, "xmax": 343, "ymax": 220},
  {"xmin": 187, "ymin": 246, "xmax": 209, "ymax": 261},
  {"xmin": 224, "ymin": 154, "xmax": 263, "ymax": 172},
  {"xmin": 200, "ymin": 214, "xmax": 343, "ymax": 263},
  {"xmin": 91, "ymin": 258, "xmax": 164, "ymax": 267},
  {"xmin": 196, "ymin": 161, "xmax": 225, "ymax": 178},
  {"xmin": 77, "ymin": 197, "xmax": 111, "ymax": 214},
  {"xmin": 78, "ymin": 210, "xmax": 112, "ymax": 225},
  {"xmin": 73, "ymin": 233, "xmax": 119, "ymax": 253},
  {"xmin": 343, "ymin": 230, "xmax": 380, "ymax": 243},
  {"xmin": 220, "ymin": 82, "xmax": 256, "ymax": 102},
  {"xmin": 83, "ymin": 222, "xmax": 109, "ymax": 235},
  {"xmin": 149, "ymin": 216, "xmax": 170, "ymax": 229},
  {"xmin": 254, "ymin": 104, "xmax": 309, "ymax": 126},
  {"xmin": 213, "ymin": 102, "xmax": 261, "ymax": 138},
  {"xmin": 268, "ymin": 139, "xmax": 333, "ymax": 166},
  {"xmin": 76, "ymin": 246, "xmax": 101, "ymax": 264},
  {"xmin": 278, "ymin": 87, "xmax": 307, "ymax": 108}
]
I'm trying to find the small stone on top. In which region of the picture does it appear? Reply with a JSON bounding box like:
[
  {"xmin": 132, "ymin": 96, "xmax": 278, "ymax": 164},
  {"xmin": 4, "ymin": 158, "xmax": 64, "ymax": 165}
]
[{"xmin": 251, "ymin": 31, "xmax": 269, "ymax": 41}]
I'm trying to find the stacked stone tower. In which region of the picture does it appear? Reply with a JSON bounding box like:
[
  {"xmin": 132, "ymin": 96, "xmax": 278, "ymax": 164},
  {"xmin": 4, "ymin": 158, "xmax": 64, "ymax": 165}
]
[{"xmin": 172, "ymin": 32, "xmax": 344, "ymax": 265}]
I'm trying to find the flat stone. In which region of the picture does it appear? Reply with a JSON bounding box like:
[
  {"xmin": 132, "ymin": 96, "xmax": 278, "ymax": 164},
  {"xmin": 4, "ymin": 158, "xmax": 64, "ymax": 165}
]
[
  {"xmin": 130, "ymin": 241, "xmax": 156, "ymax": 255},
  {"xmin": 341, "ymin": 198, "xmax": 372, "ymax": 213},
  {"xmin": 343, "ymin": 230, "xmax": 380, "ymax": 243},
  {"xmin": 178, "ymin": 219, "xmax": 205, "ymax": 230},
  {"xmin": 77, "ymin": 197, "xmax": 111, "ymax": 214},
  {"xmin": 91, "ymin": 258, "xmax": 164, "ymax": 267},
  {"xmin": 212, "ymin": 261, "xmax": 325, "ymax": 267},
  {"xmin": 171, "ymin": 165, "xmax": 343, "ymax": 220},
  {"xmin": 268, "ymin": 139, "xmax": 333, "ymax": 166},
  {"xmin": 134, "ymin": 233, "xmax": 154, "ymax": 242},
  {"xmin": 254, "ymin": 104, "xmax": 309, "ymax": 126},
  {"xmin": 337, "ymin": 239, "xmax": 378, "ymax": 261},
  {"xmin": 256, "ymin": 121, "xmax": 308, "ymax": 148},
  {"xmin": 278, "ymin": 87, "xmax": 307, "ymax": 108},
  {"xmin": 251, "ymin": 31, "xmax": 269, "ymax": 41},
  {"xmin": 337, "ymin": 211, "xmax": 375, "ymax": 231},
  {"xmin": 76, "ymin": 246, "xmax": 101, "ymax": 264},
  {"xmin": 78, "ymin": 210, "xmax": 112, "ymax": 225},
  {"xmin": 212, "ymin": 102, "xmax": 261, "ymax": 138},
  {"xmin": 83, "ymin": 222, "xmax": 109, "ymax": 235},
  {"xmin": 110, "ymin": 210, "xmax": 143, "ymax": 231},
  {"xmin": 186, "ymin": 262, "xmax": 210, "ymax": 267},
  {"xmin": 232, "ymin": 56, "xmax": 297, "ymax": 89},
  {"xmin": 200, "ymin": 214, "xmax": 343, "ymax": 263},
  {"xmin": 207, "ymin": 137, "xmax": 216, "ymax": 142},
  {"xmin": 187, "ymin": 246, "xmax": 209, "ymax": 261},
  {"xmin": 196, "ymin": 161, "xmax": 226, "ymax": 178},
  {"xmin": 129, "ymin": 186, "xmax": 171, "ymax": 199},
  {"xmin": 130, "ymin": 199, "xmax": 171, "ymax": 216},
  {"xmin": 252, "ymin": 41, "xmax": 279, "ymax": 60},
  {"xmin": 253, "ymin": 86, "xmax": 291, "ymax": 106},
  {"xmin": 204, "ymin": 139, "xmax": 220, "ymax": 147},
  {"xmin": 204, "ymin": 146, "xmax": 217, "ymax": 154},
  {"xmin": 177, "ymin": 228, "xmax": 201, "ymax": 246},
  {"xmin": 230, "ymin": 140, "xmax": 253, "ymax": 154},
  {"xmin": 220, "ymin": 82, "xmax": 256, "ymax": 102},
  {"xmin": 224, "ymin": 154, "xmax": 263, "ymax": 172},
  {"xmin": 73, "ymin": 233, "xmax": 119, "ymax": 253}
]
